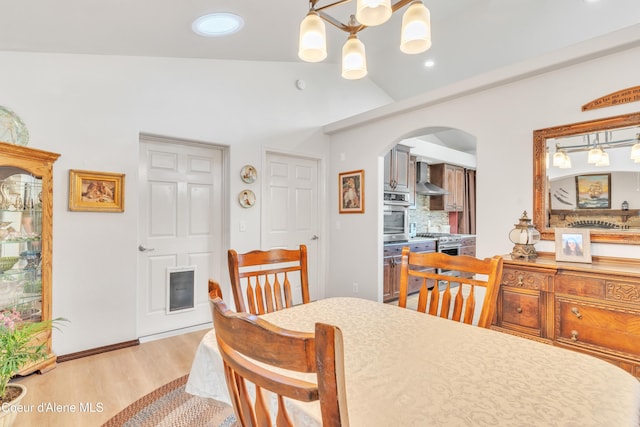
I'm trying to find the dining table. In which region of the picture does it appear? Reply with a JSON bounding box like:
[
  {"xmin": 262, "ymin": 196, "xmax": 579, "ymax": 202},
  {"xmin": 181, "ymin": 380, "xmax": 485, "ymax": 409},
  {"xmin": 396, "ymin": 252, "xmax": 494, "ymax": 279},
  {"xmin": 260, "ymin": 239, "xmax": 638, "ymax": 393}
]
[{"xmin": 186, "ymin": 297, "xmax": 640, "ymax": 426}]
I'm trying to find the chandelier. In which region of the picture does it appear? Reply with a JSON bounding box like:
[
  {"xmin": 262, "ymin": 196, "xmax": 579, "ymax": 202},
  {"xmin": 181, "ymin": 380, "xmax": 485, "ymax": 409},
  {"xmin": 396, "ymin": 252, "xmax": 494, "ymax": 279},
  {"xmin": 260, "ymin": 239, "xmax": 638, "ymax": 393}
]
[
  {"xmin": 298, "ymin": 0, "xmax": 431, "ymax": 79},
  {"xmin": 550, "ymin": 130, "xmax": 640, "ymax": 169}
]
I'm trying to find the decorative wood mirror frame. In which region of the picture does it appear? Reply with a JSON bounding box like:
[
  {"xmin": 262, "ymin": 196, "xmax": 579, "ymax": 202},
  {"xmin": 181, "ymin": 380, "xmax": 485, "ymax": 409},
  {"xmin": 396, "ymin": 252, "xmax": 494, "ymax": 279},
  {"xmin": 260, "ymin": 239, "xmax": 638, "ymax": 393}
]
[{"xmin": 533, "ymin": 111, "xmax": 640, "ymax": 245}]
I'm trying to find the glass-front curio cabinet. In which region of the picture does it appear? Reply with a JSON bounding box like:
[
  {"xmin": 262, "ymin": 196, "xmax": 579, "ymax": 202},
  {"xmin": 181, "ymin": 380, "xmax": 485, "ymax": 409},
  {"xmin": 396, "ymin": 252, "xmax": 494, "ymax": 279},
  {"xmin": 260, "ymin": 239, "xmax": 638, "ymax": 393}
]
[{"xmin": 0, "ymin": 141, "xmax": 60, "ymax": 374}]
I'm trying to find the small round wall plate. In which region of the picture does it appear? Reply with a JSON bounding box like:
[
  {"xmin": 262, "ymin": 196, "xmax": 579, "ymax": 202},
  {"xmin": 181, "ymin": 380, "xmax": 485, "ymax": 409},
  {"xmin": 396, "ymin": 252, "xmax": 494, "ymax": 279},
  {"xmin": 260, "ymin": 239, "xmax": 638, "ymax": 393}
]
[
  {"xmin": 240, "ymin": 165, "xmax": 257, "ymax": 183},
  {"xmin": 238, "ymin": 189, "xmax": 256, "ymax": 208},
  {"xmin": 0, "ymin": 106, "xmax": 29, "ymax": 146}
]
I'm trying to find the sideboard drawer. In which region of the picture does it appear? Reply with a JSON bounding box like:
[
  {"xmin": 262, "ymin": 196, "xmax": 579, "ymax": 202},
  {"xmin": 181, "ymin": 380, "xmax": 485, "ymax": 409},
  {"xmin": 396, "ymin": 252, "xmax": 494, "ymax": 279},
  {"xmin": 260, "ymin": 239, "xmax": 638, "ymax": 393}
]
[
  {"xmin": 555, "ymin": 274, "xmax": 605, "ymax": 299},
  {"xmin": 501, "ymin": 267, "xmax": 551, "ymax": 291},
  {"xmin": 556, "ymin": 297, "xmax": 640, "ymax": 357},
  {"xmin": 502, "ymin": 289, "xmax": 540, "ymax": 330}
]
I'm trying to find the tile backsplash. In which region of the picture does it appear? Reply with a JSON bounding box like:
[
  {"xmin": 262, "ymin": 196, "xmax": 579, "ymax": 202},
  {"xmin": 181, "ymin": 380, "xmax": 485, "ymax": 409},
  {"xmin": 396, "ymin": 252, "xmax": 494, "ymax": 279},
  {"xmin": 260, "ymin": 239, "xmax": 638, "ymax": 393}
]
[{"xmin": 409, "ymin": 194, "xmax": 449, "ymax": 233}]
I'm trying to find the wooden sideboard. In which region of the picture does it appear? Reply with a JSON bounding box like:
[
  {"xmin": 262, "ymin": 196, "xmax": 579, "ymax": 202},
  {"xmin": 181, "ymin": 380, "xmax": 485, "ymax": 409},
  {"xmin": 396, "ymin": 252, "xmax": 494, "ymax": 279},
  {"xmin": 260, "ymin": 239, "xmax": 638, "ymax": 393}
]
[{"xmin": 493, "ymin": 253, "xmax": 640, "ymax": 377}]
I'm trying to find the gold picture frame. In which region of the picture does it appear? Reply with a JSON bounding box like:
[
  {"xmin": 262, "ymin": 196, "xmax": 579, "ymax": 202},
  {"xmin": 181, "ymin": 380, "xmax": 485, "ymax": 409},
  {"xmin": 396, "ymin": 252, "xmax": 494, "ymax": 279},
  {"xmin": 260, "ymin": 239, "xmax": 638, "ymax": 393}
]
[
  {"xmin": 339, "ymin": 169, "xmax": 364, "ymax": 214},
  {"xmin": 69, "ymin": 169, "xmax": 125, "ymax": 212},
  {"xmin": 575, "ymin": 173, "xmax": 611, "ymax": 209},
  {"xmin": 555, "ymin": 228, "xmax": 592, "ymax": 263}
]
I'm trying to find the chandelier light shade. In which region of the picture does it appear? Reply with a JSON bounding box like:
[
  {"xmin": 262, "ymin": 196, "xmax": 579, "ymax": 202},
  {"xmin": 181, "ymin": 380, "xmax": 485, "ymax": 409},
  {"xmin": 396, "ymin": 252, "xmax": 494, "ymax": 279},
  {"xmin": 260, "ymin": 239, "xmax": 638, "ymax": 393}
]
[
  {"xmin": 558, "ymin": 152, "xmax": 572, "ymax": 169},
  {"xmin": 587, "ymin": 146, "xmax": 603, "ymax": 164},
  {"xmin": 595, "ymin": 150, "xmax": 610, "ymax": 167},
  {"xmin": 342, "ymin": 34, "xmax": 368, "ymax": 79},
  {"xmin": 298, "ymin": 0, "xmax": 431, "ymax": 79},
  {"xmin": 552, "ymin": 151, "xmax": 563, "ymax": 167},
  {"xmin": 630, "ymin": 134, "xmax": 640, "ymax": 160},
  {"xmin": 400, "ymin": 1, "xmax": 431, "ymax": 54},
  {"xmin": 356, "ymin": 0, "xmax": 393, "ymax": 26},
  {"xmin": 298, "ymin": 11, "xmax": 327, "ymax": 62}
]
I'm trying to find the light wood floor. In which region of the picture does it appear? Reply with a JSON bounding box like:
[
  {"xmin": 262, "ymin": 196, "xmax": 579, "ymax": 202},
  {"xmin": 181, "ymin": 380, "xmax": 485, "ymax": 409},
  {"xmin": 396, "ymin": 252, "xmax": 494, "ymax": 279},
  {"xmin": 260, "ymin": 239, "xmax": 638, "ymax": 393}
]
[{"xmin": 10, "ymin": 328, "xmax": 209, "ymax": 427}]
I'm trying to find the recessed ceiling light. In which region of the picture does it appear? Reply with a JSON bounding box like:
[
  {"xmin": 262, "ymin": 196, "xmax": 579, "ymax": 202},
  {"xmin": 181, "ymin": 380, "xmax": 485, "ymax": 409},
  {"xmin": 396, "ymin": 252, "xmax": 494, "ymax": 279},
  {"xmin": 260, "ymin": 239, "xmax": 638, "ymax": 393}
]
[
  {"xmin": 424, "ymin": 59, "xmax": 435, "ymax": 68},
  {"xmin": 192, "ymin": 13, "xmax": 244, "ymax": 37}
]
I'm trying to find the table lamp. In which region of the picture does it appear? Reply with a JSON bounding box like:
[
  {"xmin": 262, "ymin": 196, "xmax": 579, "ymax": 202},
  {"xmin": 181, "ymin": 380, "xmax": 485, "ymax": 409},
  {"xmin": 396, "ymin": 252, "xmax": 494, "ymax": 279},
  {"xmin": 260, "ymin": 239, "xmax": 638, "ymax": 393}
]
[{"xmin": 509, "ymin": 211, "xmax": 540, "ymax": 261}]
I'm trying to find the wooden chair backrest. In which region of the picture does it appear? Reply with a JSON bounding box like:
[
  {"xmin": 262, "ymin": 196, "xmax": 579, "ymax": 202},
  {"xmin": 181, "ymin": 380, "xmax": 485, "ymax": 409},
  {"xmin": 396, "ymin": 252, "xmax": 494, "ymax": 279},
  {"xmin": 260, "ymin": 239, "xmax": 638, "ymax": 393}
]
[
  {"xmin": 211, "ymin": 298, "xmax": 349, "ymax": 427},
  {"xmin": 208, "ymin": 279, "xmax": 223, "ymax": 300},
  {"xmin": 398, "ymin": 247, "xmax": 503, "ymax": 328},
  {"xmin": 228, "ymin": 245, "xmax": 310, "ymax": 314}
]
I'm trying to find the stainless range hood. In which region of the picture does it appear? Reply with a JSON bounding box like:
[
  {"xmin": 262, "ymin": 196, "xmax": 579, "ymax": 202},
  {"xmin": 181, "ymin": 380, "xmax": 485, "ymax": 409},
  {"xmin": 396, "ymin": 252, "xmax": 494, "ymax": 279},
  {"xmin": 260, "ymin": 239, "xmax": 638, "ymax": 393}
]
[{"xmin": 415, "ymin": 162, "xmax": 448, "ymax": 195}]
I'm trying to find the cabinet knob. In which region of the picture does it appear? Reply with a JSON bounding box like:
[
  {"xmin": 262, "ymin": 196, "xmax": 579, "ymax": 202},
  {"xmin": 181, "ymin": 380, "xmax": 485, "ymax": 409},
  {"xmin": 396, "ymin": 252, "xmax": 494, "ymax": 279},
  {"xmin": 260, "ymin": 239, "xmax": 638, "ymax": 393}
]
[
  {"xmin": 517, "ymin": 275, "xmax": 524, "ymax": 287},
  {"xmin": 516, "ymin": 307, "xmax": 522, "ymax": 313},
  {"xmin": 571, "ymin": 330, "xmax": 579, "ymax": 342},
  {"xmin": 570, "ymin": 307, "xmax": 582, "ymax": 319}
]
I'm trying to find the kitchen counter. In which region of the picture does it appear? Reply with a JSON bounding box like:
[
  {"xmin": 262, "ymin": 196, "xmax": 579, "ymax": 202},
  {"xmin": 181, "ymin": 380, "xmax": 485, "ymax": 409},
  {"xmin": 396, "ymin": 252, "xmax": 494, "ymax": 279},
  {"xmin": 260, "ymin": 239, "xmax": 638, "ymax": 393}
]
[{"xmin": 384, "ymin": 237, "xmax": 437, "ymax": 246}]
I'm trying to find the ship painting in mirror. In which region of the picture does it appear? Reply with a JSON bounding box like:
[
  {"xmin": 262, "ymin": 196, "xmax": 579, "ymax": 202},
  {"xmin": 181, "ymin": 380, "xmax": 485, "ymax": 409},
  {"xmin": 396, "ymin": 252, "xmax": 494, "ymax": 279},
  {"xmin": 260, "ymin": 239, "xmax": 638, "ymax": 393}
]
[{"xmin": 534, "ymin": 112, "xmax": 640, "ymax": 244}]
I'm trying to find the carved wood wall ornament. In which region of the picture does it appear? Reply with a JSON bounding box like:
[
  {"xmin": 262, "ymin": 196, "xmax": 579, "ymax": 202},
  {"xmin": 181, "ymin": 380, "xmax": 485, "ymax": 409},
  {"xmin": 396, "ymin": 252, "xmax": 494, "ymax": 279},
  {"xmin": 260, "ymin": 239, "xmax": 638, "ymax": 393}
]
[{"xmin": 582, "ymin": 86, "xmax": 640, "ymax": 111}]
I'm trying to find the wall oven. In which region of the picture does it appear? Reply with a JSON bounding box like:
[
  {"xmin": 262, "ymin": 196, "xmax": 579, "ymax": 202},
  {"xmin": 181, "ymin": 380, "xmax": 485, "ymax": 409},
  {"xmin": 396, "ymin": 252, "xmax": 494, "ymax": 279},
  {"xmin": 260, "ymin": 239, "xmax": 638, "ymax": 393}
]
[{"xmin": 383, "ymin": 204, "xmax": 409, "ymax": 243}]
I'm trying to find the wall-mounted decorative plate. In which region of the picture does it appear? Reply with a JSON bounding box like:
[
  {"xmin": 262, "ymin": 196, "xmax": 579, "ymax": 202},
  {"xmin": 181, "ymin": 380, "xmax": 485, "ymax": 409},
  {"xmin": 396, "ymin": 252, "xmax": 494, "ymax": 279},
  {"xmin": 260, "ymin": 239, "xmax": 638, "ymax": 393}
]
[
  {"xmin": 238, "ymin": 189, "xmax": 256, "ymax": 208},
  {"xmin": 240, "ymin": 165, "xmax": 257, "ymax": 184},
  {"xmin": 0, "ymin": 106, "xmax": 29, "ymax": 146}
]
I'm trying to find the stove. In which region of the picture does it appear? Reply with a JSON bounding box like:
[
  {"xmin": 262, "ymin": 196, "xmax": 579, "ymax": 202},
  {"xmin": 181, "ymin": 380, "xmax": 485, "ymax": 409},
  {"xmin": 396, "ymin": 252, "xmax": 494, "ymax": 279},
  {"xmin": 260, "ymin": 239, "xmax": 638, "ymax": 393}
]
[
  {"xmin": 415, "ymin": 232, "xmax": 462, "ymax": 249},
  {"xmin": 415, "ymin": 232, "xmax": 462, "ymax": 278}
]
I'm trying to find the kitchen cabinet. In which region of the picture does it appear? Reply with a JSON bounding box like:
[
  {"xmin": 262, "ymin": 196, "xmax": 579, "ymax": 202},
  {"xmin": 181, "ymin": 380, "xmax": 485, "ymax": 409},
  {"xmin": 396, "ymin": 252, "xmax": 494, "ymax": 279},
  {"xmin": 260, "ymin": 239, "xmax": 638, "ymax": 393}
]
[
  {"xmin": 383, "ymin": 144, "xmax": 411, "ymax": 193},
  {"xmin": 493, "ymin": 254, "xmax": 640, "ymax": 377},
  {"xmin": 383, "ymin": 240, "xmax": 436, "ymax": 302},
  {"xmin": 459, "ymin": 236, "xmax": 476, "ymax": 257},
  {"xmin": 408, "ymin": 155, "xmax": 416, "ymax": 209},
  {"xmin": 459, "ymin": 235, "xmax": 476, "ymax": 278},
  {"xmin": 0, "ymin": 142, "xmax": 60, "ymax": 374},
  {"xmin": 429, "ymin": 163, "xmax": 464, "ymax": 211}
]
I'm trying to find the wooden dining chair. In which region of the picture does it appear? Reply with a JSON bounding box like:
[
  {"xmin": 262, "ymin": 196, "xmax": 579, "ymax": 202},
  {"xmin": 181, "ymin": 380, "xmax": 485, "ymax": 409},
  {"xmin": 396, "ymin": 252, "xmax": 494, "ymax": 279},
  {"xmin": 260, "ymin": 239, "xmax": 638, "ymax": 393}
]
[
  {"xmin": 398, "ymin": 247, "xmax": 503, "ymax": 328},
  {"xmin": 228, "ymin": 245, "xmax": 310, "ymax": 314},
  {"xmin": 208, "ymin": 279, "xmax": 223, "ymax": 299},
  {"xmin": 211, "ymin": 298, "xmax": 349, "ymax": 427}
]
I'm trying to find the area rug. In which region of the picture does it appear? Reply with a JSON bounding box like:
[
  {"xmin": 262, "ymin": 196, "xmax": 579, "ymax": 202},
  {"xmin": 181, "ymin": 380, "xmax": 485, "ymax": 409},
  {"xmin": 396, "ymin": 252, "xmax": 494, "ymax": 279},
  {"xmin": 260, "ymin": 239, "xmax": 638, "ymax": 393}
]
[{"xmin": 102, "ymin": 375, "xmax": 236, "ymax": 427}]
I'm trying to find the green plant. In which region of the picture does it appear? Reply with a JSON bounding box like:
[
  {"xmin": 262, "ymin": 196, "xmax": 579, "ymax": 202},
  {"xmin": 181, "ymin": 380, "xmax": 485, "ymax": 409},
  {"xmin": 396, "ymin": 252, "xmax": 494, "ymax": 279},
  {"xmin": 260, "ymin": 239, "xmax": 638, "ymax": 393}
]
[{"xmin": 0, "ymin": 309, "xmax": 65, "ymax": 403}]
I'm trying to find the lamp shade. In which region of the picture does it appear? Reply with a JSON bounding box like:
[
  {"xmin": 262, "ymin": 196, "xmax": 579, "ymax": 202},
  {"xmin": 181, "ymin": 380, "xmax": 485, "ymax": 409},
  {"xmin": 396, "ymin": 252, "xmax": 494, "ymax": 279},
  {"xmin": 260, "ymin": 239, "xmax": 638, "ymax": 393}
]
[
  {"xmin": 298, "ymin": 11, "xmax": 327, "ymax": 62},
  {"xmin": 595, "ymin": 150, "xmax": 609, "ymax": 166},
  {"xmin": 400, "ymin": 1, "xmax": 431, "ymax": 54},
  {"xmin": 356, "ymin": 0, "xmax": 392, "ymax": 26},
  {"xmin": 631, "ymin": 139, "xmax": 640, "ymax": 160},
  {"xmin": 558, "ymin": 152, "xmax": 572, "ymax": 169},
  {"xmin": 587, "ymin": 147, "xmax": 602, "ymax": 164},
  {"xmin": 552, "ymin": 151, "xmax": 565, "ymax": 167},
  {"xmin": 342, "ymin": 35, "xmax": 367, "ymax": 79}
]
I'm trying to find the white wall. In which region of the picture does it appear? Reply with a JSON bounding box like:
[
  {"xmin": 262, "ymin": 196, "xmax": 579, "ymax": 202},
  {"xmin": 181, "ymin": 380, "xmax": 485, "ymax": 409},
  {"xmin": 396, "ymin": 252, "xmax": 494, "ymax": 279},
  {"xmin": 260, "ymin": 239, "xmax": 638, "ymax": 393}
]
[
  {"xmin": 0, "ymin": 52, "xmax": 392, "ymax": 354},
  {"xmin": 324, "ymin": 25, "xmax": 640, "ymax": 301}
]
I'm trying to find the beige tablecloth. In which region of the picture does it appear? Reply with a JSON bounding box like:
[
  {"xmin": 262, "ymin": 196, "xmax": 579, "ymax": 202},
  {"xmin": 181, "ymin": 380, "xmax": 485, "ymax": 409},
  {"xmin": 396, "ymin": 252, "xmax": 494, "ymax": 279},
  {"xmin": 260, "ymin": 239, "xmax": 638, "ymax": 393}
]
[{"xmin": 186, "ymin": 297, "xmax": 640, "ymax": 426}]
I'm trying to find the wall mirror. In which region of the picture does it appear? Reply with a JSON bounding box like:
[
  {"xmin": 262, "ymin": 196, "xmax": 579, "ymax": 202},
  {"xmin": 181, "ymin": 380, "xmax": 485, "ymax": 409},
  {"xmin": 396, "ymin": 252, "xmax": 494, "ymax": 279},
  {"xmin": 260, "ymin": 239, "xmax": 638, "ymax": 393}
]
[{"xmin": 533, "ymin": 111, "xmax": 640, "ymax": 245}]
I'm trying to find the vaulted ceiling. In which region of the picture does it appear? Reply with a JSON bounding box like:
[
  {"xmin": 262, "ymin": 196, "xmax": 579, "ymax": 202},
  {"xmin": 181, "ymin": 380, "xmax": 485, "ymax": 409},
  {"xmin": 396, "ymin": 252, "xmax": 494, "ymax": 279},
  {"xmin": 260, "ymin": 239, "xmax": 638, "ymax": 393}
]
[{"xmin": 0, "ymin": 0, "xmax": 638, "ymax": 102}]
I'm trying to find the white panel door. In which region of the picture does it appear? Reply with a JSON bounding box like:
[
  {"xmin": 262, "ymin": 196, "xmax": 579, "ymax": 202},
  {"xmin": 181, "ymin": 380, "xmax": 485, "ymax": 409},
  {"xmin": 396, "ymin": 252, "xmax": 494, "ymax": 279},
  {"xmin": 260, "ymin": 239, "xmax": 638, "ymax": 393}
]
[
  {"xmin": 264, "ymin": 153, "xmax": 320, "ymax": 301},
  {"xmin": 138, "ymin": 136, "xmax": 223, "ymax": 337}
]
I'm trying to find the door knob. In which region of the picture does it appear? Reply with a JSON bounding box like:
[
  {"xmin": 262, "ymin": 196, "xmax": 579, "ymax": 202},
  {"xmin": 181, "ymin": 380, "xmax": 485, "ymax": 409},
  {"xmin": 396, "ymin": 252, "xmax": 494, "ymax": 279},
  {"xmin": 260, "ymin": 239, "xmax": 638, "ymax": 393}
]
[
  {"xmin": 138, "ymin": 245, "xmax": 155, "ymax": 252},
  {"xmin": 311, "ymin": 235, "xmax": 319, "ymax": 240}
]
